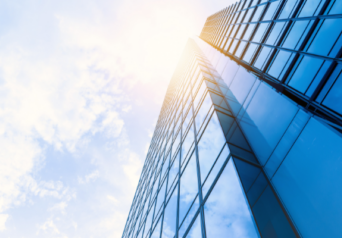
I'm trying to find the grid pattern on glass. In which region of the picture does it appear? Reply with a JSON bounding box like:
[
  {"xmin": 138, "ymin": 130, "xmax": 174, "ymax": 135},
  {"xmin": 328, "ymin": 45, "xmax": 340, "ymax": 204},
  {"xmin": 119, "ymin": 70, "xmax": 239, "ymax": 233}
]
[
  {"xmin": 121, "ymin": 39, "xmax": 302, "ymax": 238},
  {"xmin": 200, "ymin": 0, "xmax": 342, "ymax": 124}
]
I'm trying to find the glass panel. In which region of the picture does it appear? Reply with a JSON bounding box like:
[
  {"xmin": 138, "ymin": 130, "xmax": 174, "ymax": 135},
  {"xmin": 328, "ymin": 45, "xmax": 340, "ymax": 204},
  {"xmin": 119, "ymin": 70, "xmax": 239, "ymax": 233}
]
[
  {"xmin": 183, "ymin": 108, "xmax": 192, "ymax": 134},
  {"xmin": 185, "ymin": 215, "xmax": 202, "ymax": 238},
  {"xmin": 204, "ymin": 159, "xmax": 260, "ymax": 238},
  {"xmin": 235, "ymin": 41, "xmax": 247, "ymax": 58},
  {"xmin": 179, "ymin": 197, "xmax": 199, "ymax": 237},
  {"xmin": 265, "ymin": 22, "xmax": 287, "ymax": 45},
  {"xmin": 221, "ymin": 60, "xmax": 240, "ymax": 87},
  {"xmin": 267, "ymin": 50, "xmax": 294, "ymax": 80},
  {"xmin": 288, "ymin": 55, "xmax": 324, "ymax": 93},
  {"xmin": 282, "ymin": 20, "xmax": 312, "ymax": 50},
  {"xmin": 195, "ymin": 93, "xmax": 212, "ymax": 133},
  {"xmin": 252, "ymin": 23, "xmax": 269, "ymax": 42},
  {"xmin": 168, "ymin": 153, "xmax": 179, "ymax": 193},
  {"xmin": 198, "ymin": 113, "xmax": 226, "ymax": 184},
  {"xmin": 298, "ymin": 0, "xmax": 324, "ymax": 17},
  {"xmin": 193, "ymin": 82, "xmax": 206, "ymax": 110},
  {"xmin": 272, "ymin": 118, "xmax": 342, "ymax": 238},
  {"xmin": 143, "ymin": 204, "xmax": 154, "ymax": 238},
  {"xmin": 323, "ymin": 72, "xmax": 342, "ymax": 115},
  {"xmin": 243, "ymin": 8, "xmax": 253, "ymax": 23},
  {"xmin": 179, "ymin": 153, "xmax": 199, "ymax": 224},
  {"xmin": 229, "ymin": 39, "xmax": 239, "ymax": 53},
  {"xmin": 161, "ymin": 187, "xmax": 178, "ymax": 238},
  {"xmin": 239, "ymin": 83, "xmax": 298, "ymax": 165},
  {"xmin": 262, "ymin": 1, "xmax": 281, "ymax": 21},
  {"xmin": 243, "ymin": 24, "xmax": 256, "ymax": 40},
  {"xmin": 151, "ymin": 217, "xmax": 162, "ymax": 238},
  {"xmin": 181, "ymin": 124, "xmax": 194, "ymax": 166},
  {"xmin": 326, "ymin": 0, "xmax": 342, "ymax": 15},
  {"xmin": 202, "ymin": 145, "xmax": 230, "ymax": 198},
  {"xmin": 236, "ymin": 24, "xmax": 247, "ymax": 39},
  {"xmin": 243, "ymin": 43, "xmax": 258, "ymax": 63},
  {"xmin": 307, "ymin": 18, "xmax": 342, "ymax": 57},
  {"xmin": 251, "ymin": 5, "xmax": 266, "ymax": 22},
  {"xmin": 229, "ymin": 67, "xmax": 256, "ymax": 105},
  {"xmin": 155, "ymin": 179, "xmax": 167, "ymax": 217},
  {"xmin": 278, "ymin": 0, "xmax": 299, "ymax": 19},
  {"xmin": 253, "ymin": 46, "xmax": 272, "ymax": 70}
]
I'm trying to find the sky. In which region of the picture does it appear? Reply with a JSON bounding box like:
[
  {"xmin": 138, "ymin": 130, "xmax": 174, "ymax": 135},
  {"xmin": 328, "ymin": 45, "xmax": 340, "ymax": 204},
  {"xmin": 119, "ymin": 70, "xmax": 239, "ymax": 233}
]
[{"xmin": 0, "ymin": 0, "xmax": 235, "ymax": 237}]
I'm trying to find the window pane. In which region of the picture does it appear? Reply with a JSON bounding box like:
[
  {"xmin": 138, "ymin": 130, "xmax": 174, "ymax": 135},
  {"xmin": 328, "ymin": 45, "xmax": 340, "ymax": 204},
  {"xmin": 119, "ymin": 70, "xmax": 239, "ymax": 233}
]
[
  {"xmin": 151, "ymin": 217, "xmax": 162, "ymax": 238},
  {"xmin": 251, "ymin": 5, "xmax": 266, "ymax": 22},
  {"xmin": 242, "ymin": 24, "xmax": 256, "ymax": 40},
  {"xmin": 204, "ymin": 159, "xmax": 260, "ymax": 238},
  {"xmin": 323, "ymin": 72, "xmax": 342, "ymax": 115},
  {"xmin": 179, "ymin": 196, "xmax": 199, "ymax": 237},
  {"xmin": 181, "ymin": 125, "xmax": 194, "ymax": 166},
  {"xmin": 262, "ymin": 1, "xmax": 281, "ymax": 21},
  {"xmin": 298, "ymin": 0, "xmax": 324, "ymax": 17},
  {"xmin": 168, "ymin": 153, "xmax": 179, "ymax": 193},
  {"xmin": 179, "ymin": 153, "xmax": 199, "ymax": 223},
  {"xmin": 278, "ymin": 0, "xmax": 299, "ymax": 19},
  {"xmin": 253, "ymin": 46, "xmax": 272, "ymax": 70},
  {"xmin": 162, "ymin": 187, "xmax": 178, "ymax": 238},
  {"xmin": 235, "ymin": 41, "xmax": 247, "ymax": 58},
  {"xmin": 252, "ymin": 23, "xmax": 269, "ymax": 42},
  {"xmin": 243, "ymin": 43, "xmax": 258, "ymax": 63},
  {"xmin": 326, "ymin": 0, "xmax": 342, "ymax": 15},
  {"xmin": 185, "ymin": 215, "xmax": 202, "ymax": 238},
  {"xmin": 265, "ymin": 22, "xmax": 287, "ymax": 45},
  {"xmin": 307, "ymin": 18, "xmax": 342, "ymax": 57},
  {"xmin": 229, "ymin": 39, "xmax": 239, "ymax": 54},
  {"xmin": 193, "ymin": 82, "xmax": 206, "ymax": 110},
  {"xmin": 198, "ymin": 113, "xmax": 226, "ymax": 184},
  {"xmin": 236, "ymin": 24, "xmax": 247, "ymax": 39},
  {"xmin": 282, "ymin": 20, "xmax": 312, "ymax": 50},
  {"xmin": 239, "ymin": 83, "xmax": 298, "ymax": 165},
  {"xmin": 272, "ymin": 118, "xmax": 342, "ymax": 238},
  {"xmin": 288, "ymin": 55, "xmax": 324, "ymax": 93},
  {"xmin": 267, "ymin": 50, "xmax": 294, "ymax": 80},
  {"xmin": 195, "ymin": 93, "xmax": 212, "ymax": 133}
]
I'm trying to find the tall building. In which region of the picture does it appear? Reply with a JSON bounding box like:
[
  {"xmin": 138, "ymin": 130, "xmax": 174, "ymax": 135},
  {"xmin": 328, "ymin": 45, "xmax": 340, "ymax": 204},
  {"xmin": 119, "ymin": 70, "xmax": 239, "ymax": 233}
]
[{"xmin": 122, "ymin": 0, "xmax": 342, "ymax": 238}]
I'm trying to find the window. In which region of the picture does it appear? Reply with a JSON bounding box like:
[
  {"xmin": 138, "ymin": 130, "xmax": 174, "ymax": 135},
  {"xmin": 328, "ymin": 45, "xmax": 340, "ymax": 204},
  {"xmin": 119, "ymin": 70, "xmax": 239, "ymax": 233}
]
[
  {"xmin": 198, "ymin": 113, "xmax": 226, "ymax": 184},
  {"xmin": 262, "ymin": 1, "xmax": 281, "ymax": 21},
  {"xmin": 306, "ymin": 18, "xmax": 342, "ymax": 57},
  {"xmin": 278, "ymin": 0, "xmax": 299, "ymax": 19},
  {"xmin": 297, "ymin": 0, "xmax": 324, "ymax": 17},
  {"xmin": 267, "ymin": 50, "xmax": 294, "ymax": 80},
  {"xmin": 242, "ymin": 43, "xmax": 258, "ymax": 63},
  {"xmin": 251, "ymin": 5, "xmax": 266, "ymax": 22},
  {"xmin": 204, "ymin": 159, "xmax": 260, "ymax": 238},
  {"xmin": 195, "ymin": 93, "xmax": 212, "ymax": 134},
  {"xmin": 253, "ymin": 46, "xmax": 273, "ymax": 70},
  {"xmin": 242, "ymin": 24, "xmax": 256, "ymax": 40},
  {"xmin": 235, "ymin": 41, "xmax": 247, "ymax": 58},
  {"xmin": 323, "ymin": 71, "xmax": 342, "ymax": 115},
  {"xmin": 265, "ymin": 21, "xmax": 287, "ymax": 45},
  {"xmin": 282, "ymin": 20, "xmax": 313, "ymax": 50},
  {"xmin": 161, "ymin": 187, "xmax": 178, "ymax": 238},
  {"xmin": 251, "ymin": 23, "xmax": 269, "ymax": 42}
]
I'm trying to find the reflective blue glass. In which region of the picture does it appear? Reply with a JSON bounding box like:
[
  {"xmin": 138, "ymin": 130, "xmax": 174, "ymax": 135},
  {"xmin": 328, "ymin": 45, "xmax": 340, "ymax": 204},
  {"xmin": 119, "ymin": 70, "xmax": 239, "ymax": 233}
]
[
  {"xmin": 251, "ymin": 5, "xmax": 266, "ymax": 22},
  {"xmin": 235, "ymin": 41, "xmax": 247, "ymax": 58},
  {"xmin": 167, "ymin": 153, "xmax": 179, "ymax": 193},
  {"xmin": 272, "ymin": 118, "xmax": 342, "ymax": 238},
  {"xmin": 243, "ymin": 24, "xmax": 256, "ymax": 41},
  {"xmin": 242, "ymin": 43, "xmax": 258, "ymax": 63},
  {"xmin": 265, "ymin": 22, "xmax": 287, "ymax": 45},
  {"xmin": 204, "ymin": 159, "xmax": 260, "ymax": 238},
  {"xmin": 179, "ymin": 196, "xmax": 199, "ymax": 238},
  {"xmin": 239, "ymin": 83, "xmax": 298, "ymax": 165},
  {"xmin": 151, "ymin": 217, "xmax": 162, "ymax": 238},
  {"xmin": 323, "ymin": 72, "xmax": 342, "ymax": 115},
  {"xmin": 179, "ymin": 153, "xmax": 199, "ymax": 224},
  {"xmin": 155, "ymin": 178, "xmax": 167, "ymax": 218},
  {"xmin": 267, "ymin": 50, "xmax": 293, "ymax": 80},
  {"xmin": 264, "ymin": 110, "xmax": 310, "ymax": 178},
  {"xmin": 161, "ymin": 187, "xmax": 178, "ymax": 238},
  {"xmin": 253, "ymin": 46, "xmax": 272, "ymax": 70},
  {"xmin": 306, "ymin": 18, "xmax": 342, "ymax": 57},
  {"xmin": 198, "ymin": 112, "xmax": 226, "ymax": 184},
  {"xmin": 278, "ymin": 0, "xmax": 299, "ymax": 19},
  {"xmin": 288, "ymin": 55, "xmax": 324, "ymax": 93},
  {"xmin": 184, "ymin": 214, "xmax": 202, "ymax": 238},
  {"xmin": 202, "ymin": 144, "xmax": 230, "ymax": 198},
  {"xmin": 282, "ymin": 20, "xmax": 312, "ymax": 50},
  {"xmin": 193, "ymin": 82, "xmax": 206, "ymax": 110},
  {"xmin": 172, "ymin": 132, "xmax": 181, "ymax": 158},
  {"xmin": 262, "ymin": 1, "xmax": 281, "ymax": 21},
  {"xmin": 252, "ymin": 23, "xmax": 269, "ymax": 42},
  {"xmin": 195, "ymin": 93, "xmax": 212, "ymax": 133},
  {"xmin": 326, "ymin": 0, "xmax": 342, "ymax": 15},
  {"xmin": 221, "ymin": 60, "xmax": 240, "ymax": 86},
  {"xmin": 297, "ymin": 0, "xmax": 324, "ymax": 17},
  {"xmin": 181, "ymin": 125, "xmax": 194, "ymax": 167},
  {"xmin": 229, "ymin": 67, "xmax": 256, "ymax": 106}
]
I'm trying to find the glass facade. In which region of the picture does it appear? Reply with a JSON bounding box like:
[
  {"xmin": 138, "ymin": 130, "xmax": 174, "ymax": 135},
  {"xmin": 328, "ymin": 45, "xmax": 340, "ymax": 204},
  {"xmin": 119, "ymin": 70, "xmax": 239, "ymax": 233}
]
[{"xmin": 122, "ymin": 1, "xmax": 342, "ymax": 238}]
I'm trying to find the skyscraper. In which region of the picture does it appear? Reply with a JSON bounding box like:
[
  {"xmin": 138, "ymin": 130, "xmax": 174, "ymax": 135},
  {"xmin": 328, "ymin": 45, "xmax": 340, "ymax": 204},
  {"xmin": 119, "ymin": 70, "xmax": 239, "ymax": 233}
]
[{"xmin": 122, "ymin": 0, "xmax": 342, "ymax": 237}]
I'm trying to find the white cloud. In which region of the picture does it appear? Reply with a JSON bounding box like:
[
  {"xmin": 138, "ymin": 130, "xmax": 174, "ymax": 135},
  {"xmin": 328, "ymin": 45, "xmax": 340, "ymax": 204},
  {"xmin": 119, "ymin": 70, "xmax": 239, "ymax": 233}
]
[{"xmin": 0, "ymin": 214, "xmax": 9, "ymax": 231}]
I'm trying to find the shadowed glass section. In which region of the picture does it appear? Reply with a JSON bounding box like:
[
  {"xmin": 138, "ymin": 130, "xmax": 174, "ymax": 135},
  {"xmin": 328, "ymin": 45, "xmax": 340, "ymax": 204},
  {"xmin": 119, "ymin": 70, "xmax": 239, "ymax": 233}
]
[
  {"xmin": 204, "ymin": 159, "xmax": 260, "ymax": 238},
  {"xmin": 272, "ymin": 118, "xmax": 342, "ymax": 238}
]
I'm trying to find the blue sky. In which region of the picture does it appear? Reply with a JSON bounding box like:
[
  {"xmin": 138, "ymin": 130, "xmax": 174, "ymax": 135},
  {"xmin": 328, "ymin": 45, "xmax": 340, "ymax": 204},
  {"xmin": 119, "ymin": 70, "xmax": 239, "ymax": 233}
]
[{"xmin": 0, "ymin": 0, "xmax": 235, "ymax": 237}]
